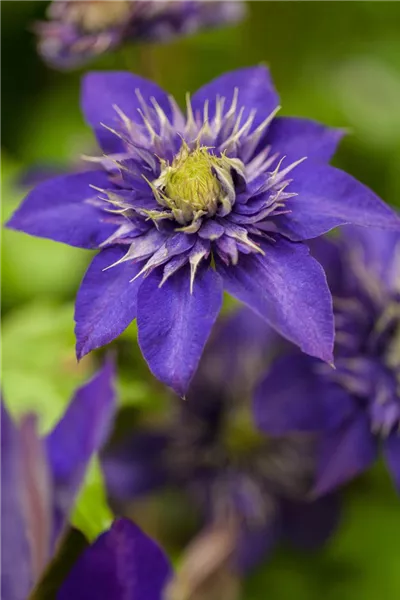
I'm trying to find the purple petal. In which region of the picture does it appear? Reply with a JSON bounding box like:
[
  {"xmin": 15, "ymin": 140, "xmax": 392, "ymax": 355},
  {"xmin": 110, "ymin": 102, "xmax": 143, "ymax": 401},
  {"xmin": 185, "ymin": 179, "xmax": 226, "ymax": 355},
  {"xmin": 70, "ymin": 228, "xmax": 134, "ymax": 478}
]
[
  {"xmin": 192, "ymin": 307, "xmax": 275, "ymax": 399},
  {"xmin": 267, "ymin": 116, "xmax": 345, "ymax": 164},
  {"xmin": 275, "ymin": 163, "xmax": 400, "ymax": 241},
  {"xmin": 137, "ymin": 264, "xmax": 223, "ymax": 396},
  {"xmin": 236, "ymin": 519, "xmax": 280, "ymax": 573},
  {"xmin": 75, "ymin": 248, "xmax": 142, "ymax": 359},
  {"xmin": 46, "ymin": 361, "xmax": 116, "ymax": 540},
  {"xmin": 308, "ymin": 236, "xmax": 345, "ymax": 296},
  {"xmin": 58, "ymin": 518, "xmax": 172, "ymax": 600},
  {"xmin": 198, "ymin": 220, "xmax": 225, "ymax": 240},
  {"xmin": 6, "ymin": 171, "xmax": 117, "ymax": 249},
  {"xmin": 102, "ymin": 433, "xmax": 169, "ymax": 501},
  {"xmin": 313, "ymin": 414, "xmax": 377, "ymax": 497},
  {"xmin": 216, "ymin": 238, "xmax": 334, "ymax": 363},
  {"xmin": 254, "ymin": 353, "xmax": 354, "ymax": 435},
  {"xmin": 18, "ymin": 416, "xmax": 53, "ymax": 583},
  {"xmin": 81, "ymin": 72, "xmax": 172, "ymax": 153},
  {"xmin": 282, "ymin": 494, "xmax": 341, "ymax": 550},
  {"xmin": 1, "ymin": 404, "xmax": 32, "ymax": 600},
  {"xmin": 383, "ymin": 433, "xmax": 400, "ymax": 494},
  {"xmin": 191, "ymin": 66, "xmax": 279, "ymax": 131}
]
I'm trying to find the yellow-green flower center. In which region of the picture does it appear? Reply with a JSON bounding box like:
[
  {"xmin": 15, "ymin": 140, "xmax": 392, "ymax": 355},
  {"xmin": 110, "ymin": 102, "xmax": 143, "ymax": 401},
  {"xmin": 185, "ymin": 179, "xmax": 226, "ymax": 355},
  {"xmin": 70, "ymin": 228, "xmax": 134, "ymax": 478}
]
[
  {"xmin": 223, "ymin": 407, "xmax": 266, "ymax": 460},
  {"xmin": 64, "ymin": 0, "xmax": 133, "ymax": 32},
  {"xmin": 146, "ymin": 142, "xmax": 242, "ymax": 227},
  {"xmin": 164, "ymin": 145, "xmax": 223, "ymax": 214}
]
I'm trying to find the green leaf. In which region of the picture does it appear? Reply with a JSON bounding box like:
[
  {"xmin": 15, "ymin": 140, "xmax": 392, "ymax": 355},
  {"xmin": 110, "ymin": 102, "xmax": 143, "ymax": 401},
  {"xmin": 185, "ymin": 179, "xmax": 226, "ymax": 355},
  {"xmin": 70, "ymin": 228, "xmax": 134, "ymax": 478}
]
[
  {"xmin": 71, "ymin": 458, "xmax": 113, "ymax": 542},
  {"xmin": 243, "ymin": 463, "xmax": 400, "ymax": 600},
  {"xmin": 2, "ymin": 302, "xmax": 93, "ymax": 434}
]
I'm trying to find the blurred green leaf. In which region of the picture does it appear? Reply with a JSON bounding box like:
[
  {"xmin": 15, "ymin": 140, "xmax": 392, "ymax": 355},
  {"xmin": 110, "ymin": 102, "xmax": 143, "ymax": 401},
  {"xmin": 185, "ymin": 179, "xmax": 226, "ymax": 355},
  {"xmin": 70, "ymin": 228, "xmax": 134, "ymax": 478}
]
[
  {"xmin": 2, "ymin": 301, "xmax": 93, "ymax": 434},
  {"xmin": 71, "ymin": 458, "xmax": 113, "ymax": 542},
  {"xmin": 244, "ymin": 464, "xmax": 400, "ymax": 600},
  {"xmin": 329, "ymin": 57, "xmax": 400, "ymax": 149}
]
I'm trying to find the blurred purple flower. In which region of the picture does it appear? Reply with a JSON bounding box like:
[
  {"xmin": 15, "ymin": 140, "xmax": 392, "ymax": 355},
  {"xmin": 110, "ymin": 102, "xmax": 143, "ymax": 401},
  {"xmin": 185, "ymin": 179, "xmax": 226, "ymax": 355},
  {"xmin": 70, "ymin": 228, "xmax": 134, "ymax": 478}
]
[
  {"xmin": 8, "ymin": 67, "xmax": 400, "ymax": 394},
  {"xmin": 1, "ymin": 361, "xmax": 116, "ymax": 600},
  {"xmin": 58, "ymin": 518, "xmax": 172, "ymax": 600},
  {"xmin": 254, "ymin": 227, "xmax": 400, "ymax": 496},
  {"xmin": 102, "ymin": 309, "xmax": 339, "ymax": 571},
  {"xmin": 36, "ymin": 0, "xmax": 246, "ymax": 70}
]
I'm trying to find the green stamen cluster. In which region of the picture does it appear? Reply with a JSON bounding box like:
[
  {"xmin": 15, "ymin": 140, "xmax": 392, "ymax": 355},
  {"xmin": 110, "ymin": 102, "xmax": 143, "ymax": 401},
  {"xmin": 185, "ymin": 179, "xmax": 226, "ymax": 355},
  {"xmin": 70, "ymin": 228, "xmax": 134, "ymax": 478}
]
[
  {"xmin": 223, "ymin": 408, "xmax": 266, "ymax": 460},
  {"xmin": 148, "ymin": 142, "xmax": 241, "ymax": 228},
  {"xmin": 165, "ymin": 145, "xmax": 223, "ymax": 215}
]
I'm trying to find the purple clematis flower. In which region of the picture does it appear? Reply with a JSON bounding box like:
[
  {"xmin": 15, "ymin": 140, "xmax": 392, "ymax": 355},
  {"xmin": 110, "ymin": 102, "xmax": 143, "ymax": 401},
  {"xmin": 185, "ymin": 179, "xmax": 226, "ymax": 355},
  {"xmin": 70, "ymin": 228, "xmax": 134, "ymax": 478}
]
[
  {"xmin": 1, "ymin": 362, "xmax": 116, "ymax": 600},
  {"xmin": 102, "ymin": 309, "xmax": 340, "ymax": 571},
  {"xmin": 36, "ymin": 0, "xmax": 245, "ymax": 70},
  {"xmin": 58, "ymin": 518, "xmax": 172, "ymax": 600},
  {"xmin": 254, "ymin": 226, "xmax": 400, "ymax": 497},
  {"xmin": 8, "ymin": 67, "xmax": 400, "ymax": 395}
]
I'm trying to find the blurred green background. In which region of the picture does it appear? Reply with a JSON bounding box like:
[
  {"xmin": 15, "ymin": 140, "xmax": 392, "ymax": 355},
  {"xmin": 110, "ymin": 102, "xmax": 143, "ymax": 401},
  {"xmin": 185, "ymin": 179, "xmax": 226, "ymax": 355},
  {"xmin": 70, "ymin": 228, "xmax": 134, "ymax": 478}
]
[{"xmin": 2, "ymin": 2, "xmax": 400, "ymax": 598}]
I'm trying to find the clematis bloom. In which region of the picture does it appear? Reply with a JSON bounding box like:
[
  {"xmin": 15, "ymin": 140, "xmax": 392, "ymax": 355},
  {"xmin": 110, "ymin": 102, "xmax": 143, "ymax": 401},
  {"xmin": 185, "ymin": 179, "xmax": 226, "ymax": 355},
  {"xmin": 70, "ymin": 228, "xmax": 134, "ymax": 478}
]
[
  {"xmin": 254, "ymin": 227, "xmax": 400, "ymax": 496},
  {"xmin": 36, "ymin": 0, "xmax": 245, "ymax": 70},
  {"xmin": 102, "ymin": 309, "xmax": 340, "ymax": 571},
  {"xmin": 8, "ymin": 67, "xmax": 400, "ymax": 394}
]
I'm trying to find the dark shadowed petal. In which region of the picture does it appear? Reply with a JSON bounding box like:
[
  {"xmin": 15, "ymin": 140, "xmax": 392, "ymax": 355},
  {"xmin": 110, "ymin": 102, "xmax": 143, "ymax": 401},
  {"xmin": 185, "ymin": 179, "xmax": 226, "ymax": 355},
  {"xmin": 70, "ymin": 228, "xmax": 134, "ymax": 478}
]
[
  {"xmin": 137, "ymin": 264, "xmax": 223, "ymax": 396},
  {"xmin": 58, "ymin": 518, "xmax": 172, "ymax": 600},
  {"xmin": 254, "ymin": 353, "xmax": 354, "ymax": 435},
  {"xmin": 189, "ymin": 306, "xmax": 277, "ymax": 410},
  {"xmin": 1, "ymin": 404, "xmax": 32, "ymax": 600},
  {"xmin": 46, "ymin": 361, "xmax": 116, "ymax": 541},
  {"xmin": 274, "ymin": 163, "xmax": 400, "ymax": 241},
  {"xmin": 216, "ymin": 239, "xmax": 334, "ymax": 363},
  {"xmin": 191, "ymin": 66, "xmax": 279, "ymax": 130},
  {"xmin": 266, "ymin": 117, "xmax": 345, "ymax": 164},
  {"xmin": 102, "ymin": 433, "xmax": 170, "ymax": 501},
  {"xmin": 313, "ymin": 414, "xmax": 377, "ymax": 497},
  {"xmin": 308, "ymin": 236, "xmax": 345, "ymax": 296},
  {"xmin": 282, "ymin": 494, "xmax": 341, "ymax": 550},
  {"xmin": 236, "ymin": 519, "xmax": 281, "ymax": 573},
  {"xmin": 198, "ymin": 306, "xmax": 275, "ymax": 390},
  {"xmin": 341, "ymin": 225, "xmax": 400, "ymax": 290},
  {"xmin": 383, "ymin": 433, "xmax": 400, "ymax": 493},
  {"xmin": 81, "ymin": 72, "xmax": 172, "ymax": 153},
  {"xmin": 75, "ymin": 248, "xmax": 142, "ymax": 359},
  {"xmin": 6, "ymin": 171, "xmax": 117, "ymax": 249}
]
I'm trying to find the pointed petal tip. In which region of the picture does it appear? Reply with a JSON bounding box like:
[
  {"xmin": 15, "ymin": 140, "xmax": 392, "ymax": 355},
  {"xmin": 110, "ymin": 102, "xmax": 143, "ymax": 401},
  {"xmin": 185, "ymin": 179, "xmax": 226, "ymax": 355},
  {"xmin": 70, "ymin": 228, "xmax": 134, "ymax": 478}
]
[{"xmin": 75, "ymin": 342, "xmax": 87, "ymax": 363}]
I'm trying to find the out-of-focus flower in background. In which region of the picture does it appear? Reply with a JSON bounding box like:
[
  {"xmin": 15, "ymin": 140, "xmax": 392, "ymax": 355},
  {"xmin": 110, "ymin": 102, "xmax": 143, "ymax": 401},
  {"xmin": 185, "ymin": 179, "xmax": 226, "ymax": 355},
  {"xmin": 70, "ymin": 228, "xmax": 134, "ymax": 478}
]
[
  {"xmin": 1, "ymin": 362, "xmax": 116, "ymax": 600},
  {"xmin": 8, "ymin": 67, "xmax": 400, "ymax": 396},
  {"xmin": 102, "ymin": 309, "xmax": 340, "ymax": 581},
  {"xmin": 254, "ymin": 227, "xmax": 400, "ymax": 497},
  {"xmin": 35, "ymin": 0, "xmax": 246, "ymax": 70}
]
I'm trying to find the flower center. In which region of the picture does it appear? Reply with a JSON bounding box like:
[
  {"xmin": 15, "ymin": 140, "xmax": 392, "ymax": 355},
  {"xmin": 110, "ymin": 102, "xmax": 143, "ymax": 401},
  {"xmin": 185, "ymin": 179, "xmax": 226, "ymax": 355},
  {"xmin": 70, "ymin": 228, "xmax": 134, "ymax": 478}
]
[
  {"xmin": 64, "ymin": 0, "xmax": 132, "ymax": 32},
  {"xmin": 222, "ymin": 407, "xmax": 265, "ymax": 461},
  {"xmin": 151, "ymin": 142, "xmax": 242, "ymax": 226},
  {"xmin": 165, "ymin": 146, "xmax": 222, "ymax": 213}
]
